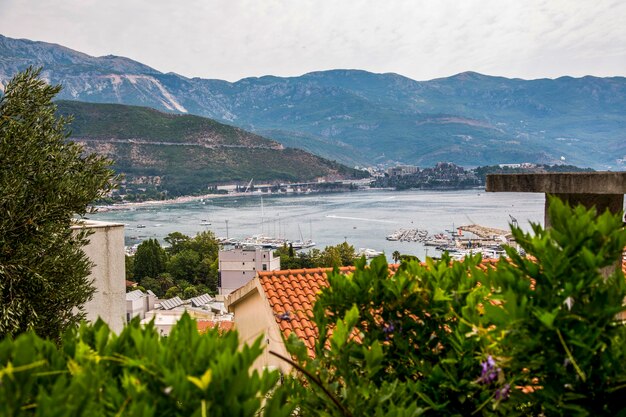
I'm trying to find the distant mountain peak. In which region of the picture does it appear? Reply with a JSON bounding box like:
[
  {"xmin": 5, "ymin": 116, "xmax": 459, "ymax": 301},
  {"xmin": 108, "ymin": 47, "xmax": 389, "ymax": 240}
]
[
  {"xmin": 1, "ymin": 34, "xmax": 624, "ymax": 170},
  {"xmin": 449, "ymin": 71, "xmax": 489, "ymax": 80}
]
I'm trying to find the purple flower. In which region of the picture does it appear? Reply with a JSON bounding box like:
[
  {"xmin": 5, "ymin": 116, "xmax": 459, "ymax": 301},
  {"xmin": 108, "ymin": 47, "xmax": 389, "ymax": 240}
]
[
  {"xmin": 382, "ymin": 321, "xmax": 402, "ymax": 340},
  {"xmin": 478, "ymin": 355, "xmax": 499, "ymax": 384},
  {"xmin": 382, "ymin": 322, "xmax": 395, "ymax": 334},
  {"xmin": 476, "ymin": 356, "xmax": 510, "ymax": 402},
  {"xmin": 495, "ymin": 384, "xmax": 511, "ymax": 400}
]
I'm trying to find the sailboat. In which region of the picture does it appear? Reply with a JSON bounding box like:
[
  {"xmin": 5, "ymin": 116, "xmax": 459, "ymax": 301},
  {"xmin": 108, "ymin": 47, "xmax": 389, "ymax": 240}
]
[{"xmin": 291, "ymin": 224, "xmax": 315, "ymax": 249}]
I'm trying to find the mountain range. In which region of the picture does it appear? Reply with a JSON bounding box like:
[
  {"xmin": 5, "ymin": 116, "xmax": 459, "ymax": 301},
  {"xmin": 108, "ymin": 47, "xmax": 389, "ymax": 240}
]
[{"xmin": 1, "ymin": 34, "xmax": 625, "ymax": 169}]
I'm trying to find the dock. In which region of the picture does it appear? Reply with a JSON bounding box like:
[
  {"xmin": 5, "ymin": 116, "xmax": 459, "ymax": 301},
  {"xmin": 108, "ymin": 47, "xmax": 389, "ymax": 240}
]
[{"xmin": 457, "ymin": 224, "xmax": 511, "ymax": 240}]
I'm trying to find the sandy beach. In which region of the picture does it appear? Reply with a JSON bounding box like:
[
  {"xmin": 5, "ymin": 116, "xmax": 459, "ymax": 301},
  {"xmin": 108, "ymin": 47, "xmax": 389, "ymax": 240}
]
[{"xmin": 94, "ymin": 192, "xmax": 238, "ymax": 212}]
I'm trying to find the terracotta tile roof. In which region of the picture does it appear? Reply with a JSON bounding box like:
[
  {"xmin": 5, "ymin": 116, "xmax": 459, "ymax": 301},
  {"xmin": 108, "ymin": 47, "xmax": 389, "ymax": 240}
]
[
  {"xmin": 197, "ymin": 320, "xmax": 234, "ymax": 334},
  {"xmin": 258, "ymin": 265, "xmax": 399, "ymax": 357},
  {"xmin": 258, "ymin": 256, "xmax": 626, "ymax": 357}
]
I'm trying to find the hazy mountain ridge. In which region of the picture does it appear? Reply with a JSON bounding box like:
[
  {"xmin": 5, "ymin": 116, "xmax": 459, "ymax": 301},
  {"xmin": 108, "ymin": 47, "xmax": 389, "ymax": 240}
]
[{"xmin": 1, "ymin": 34, "xmax": 624, "ymax": 169}]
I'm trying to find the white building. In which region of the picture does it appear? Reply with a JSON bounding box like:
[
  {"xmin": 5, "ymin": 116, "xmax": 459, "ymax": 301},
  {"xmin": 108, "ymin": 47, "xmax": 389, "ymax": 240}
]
[
  {"xmin": 141, "ymin": 293, "xmax": 233, "ymax": 336},
  {"xmin": 126, "ymin": 289, "xmax": 158, "ymax": 321},
  {"xmin": 72, "ymin": 220, "xmax": 126, "ymax": 333},
  {"xmin": 218, "ymin": 246, "xmax": 280, "ymax": 295}
]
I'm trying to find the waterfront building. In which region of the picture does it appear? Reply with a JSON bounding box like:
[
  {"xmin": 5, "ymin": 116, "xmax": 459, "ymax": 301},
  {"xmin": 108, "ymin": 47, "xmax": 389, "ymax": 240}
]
[{"xmin": 387, "ymin": 165, "xmax": 419, "ymax": 177}]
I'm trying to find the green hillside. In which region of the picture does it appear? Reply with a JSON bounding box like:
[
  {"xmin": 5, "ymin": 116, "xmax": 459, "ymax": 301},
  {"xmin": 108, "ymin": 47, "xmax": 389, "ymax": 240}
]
[{"xmin": 55, "ymin": 101, "xmax": 367, "ymax": 197}]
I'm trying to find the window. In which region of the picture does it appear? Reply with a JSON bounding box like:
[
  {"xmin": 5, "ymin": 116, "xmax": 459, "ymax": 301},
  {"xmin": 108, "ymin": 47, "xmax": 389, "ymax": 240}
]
[{"xmin": 262, "ymin": 264, "xmax": 267, "ymax": 271}]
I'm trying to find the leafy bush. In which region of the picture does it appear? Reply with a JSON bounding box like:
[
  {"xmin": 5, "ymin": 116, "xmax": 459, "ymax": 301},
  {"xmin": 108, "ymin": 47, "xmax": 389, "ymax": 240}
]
[
  {"xmin": 280, "ymin": 198, "xmax": 626, "ymax": 416},
  {"xmin": 3, "ymin": 198, "xmax": 625, "ymax": 416},
  {"xmin": 483, "ymin": 197, "xmax": 626, "ymax": 416},
  {"xmin": 0, "ymin": 315, "xmax": 291, "ymax": 417},
  {"xmin": 282, "ymin": 253, "xmax": 495, "ymax": 416}
]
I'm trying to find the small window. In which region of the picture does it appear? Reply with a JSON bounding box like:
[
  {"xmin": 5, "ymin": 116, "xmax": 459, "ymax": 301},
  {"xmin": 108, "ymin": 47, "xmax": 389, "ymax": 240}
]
[
  {"xmin": 263, "ymin": 254, "xmax": 266, "ymax": 258},
  {"xmin": 243, "ymin": 271, "xmax": 246, "ymax": 275},
  {"xmin": 262, "ymin": 264, "xmax": 267, "ymax": 271},
  {"xmin": 253, "ymin": 267, "xmax": 256, "ymax": 270}
]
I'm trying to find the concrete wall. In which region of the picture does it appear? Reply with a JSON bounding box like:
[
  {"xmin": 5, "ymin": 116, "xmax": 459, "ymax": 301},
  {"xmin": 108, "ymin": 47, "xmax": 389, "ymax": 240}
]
[
  {"xmin": 73, "ymin": 220, "xmax": 126, "ymax": 333},
  {"xmin": 220, "ymin": 270, "xmax": 256, "ymax": 295},
  {"xmin": 227, "ymin": 279, "xmax": 290, "ymax": 373},
  {"xmin": 126, "ymin": 298, "xmax": 143, "ymax": 321},
  {"xmin": 126, "ymin": 291, "xmax": 158, "ymax": 321}
]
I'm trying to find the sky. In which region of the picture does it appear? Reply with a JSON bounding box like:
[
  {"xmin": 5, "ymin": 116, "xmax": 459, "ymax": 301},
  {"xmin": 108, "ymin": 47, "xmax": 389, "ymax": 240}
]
[{"xmin": 2, "ymin": 0, "xmax": 625, "ymax": 82}]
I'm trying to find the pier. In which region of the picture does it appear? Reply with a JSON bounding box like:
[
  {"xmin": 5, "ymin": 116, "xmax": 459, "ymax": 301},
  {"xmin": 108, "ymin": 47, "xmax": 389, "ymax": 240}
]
[{"xmin": 457, "ymin": 224, "xmax": 511, "ymax": 240}]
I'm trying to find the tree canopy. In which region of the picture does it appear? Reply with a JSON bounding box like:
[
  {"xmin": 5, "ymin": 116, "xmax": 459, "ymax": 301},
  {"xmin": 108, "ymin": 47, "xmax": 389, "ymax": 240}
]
[
  {"xmin": 0, "ymin": 68, "xmax": 116, "ymax": 340},
  {"xmin": 130, "ymin": 231, "xmax": 220, "ymax": 297},
  {"xmin": 274, "ymin": 242, "xmax": 357, "ymax": 269}
]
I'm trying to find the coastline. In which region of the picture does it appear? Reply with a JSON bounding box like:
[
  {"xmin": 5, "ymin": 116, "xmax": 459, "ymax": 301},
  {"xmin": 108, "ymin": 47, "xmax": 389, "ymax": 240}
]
[
  {"xmin": 94, "ymin": 185, "xmax": 485, "ymax": 212},
  {"xmin": 95, "ymin": 188, "xmax": 366, "ymax": 212},
  {"xmin": 94, "ymin": 192, "xmax": 238, "ymax": 212}
]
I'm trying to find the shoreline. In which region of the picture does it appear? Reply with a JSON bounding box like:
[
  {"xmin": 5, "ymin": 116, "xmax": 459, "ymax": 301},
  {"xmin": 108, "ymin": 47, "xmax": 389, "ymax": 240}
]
[
  {"xmin": 94, "ymin": 192, "xmax": 246, "ymax": 212},
  {"xmin": 94, "ymin": 185, "xmax": 485, "ymax": 212}
]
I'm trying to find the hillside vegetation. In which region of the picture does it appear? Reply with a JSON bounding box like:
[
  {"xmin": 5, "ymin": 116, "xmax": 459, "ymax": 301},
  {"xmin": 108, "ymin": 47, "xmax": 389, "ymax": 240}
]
[{"xmin": 55, "ymin": 101, "xmax": 367, "ymax": 197}]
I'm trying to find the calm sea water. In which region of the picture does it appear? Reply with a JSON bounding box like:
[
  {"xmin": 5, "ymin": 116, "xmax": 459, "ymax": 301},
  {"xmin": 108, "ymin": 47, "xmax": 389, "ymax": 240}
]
[
  {"xmin": 90, "ymin": 189, "xmax": 546, "ymax": 260},
  {"xmin": 90, "ymin": 190, "xmax": 544, "ymax": 258}
]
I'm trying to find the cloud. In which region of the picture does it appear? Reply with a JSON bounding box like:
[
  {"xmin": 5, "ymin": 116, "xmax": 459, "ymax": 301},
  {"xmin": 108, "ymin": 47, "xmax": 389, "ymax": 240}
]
[{"xmin": 1, "ymin": 0, "xmax": 625, "ymax": 81}]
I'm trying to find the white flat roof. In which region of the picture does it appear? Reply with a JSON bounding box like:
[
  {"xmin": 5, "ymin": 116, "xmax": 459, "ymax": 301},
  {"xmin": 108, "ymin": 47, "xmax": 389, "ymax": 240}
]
[{"xmin": 71, "ymin": 219, "xmax": 125, "ymax": 229}]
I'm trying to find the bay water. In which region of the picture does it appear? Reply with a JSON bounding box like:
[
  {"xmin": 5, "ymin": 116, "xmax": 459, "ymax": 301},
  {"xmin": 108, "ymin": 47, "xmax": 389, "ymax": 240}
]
[{"xmin": 90, "ymin": 189, "xmax": 546, "ymax": 260}]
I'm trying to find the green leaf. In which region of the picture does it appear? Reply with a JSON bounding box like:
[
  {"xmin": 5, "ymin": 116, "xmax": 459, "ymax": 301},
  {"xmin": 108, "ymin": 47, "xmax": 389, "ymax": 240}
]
[
  {"xmin": 535, "ymin": 310, "xmax": 557, "ymax": 329},
  {"xmin": 433, "ymin": 287, "xmax": 452, "ymax": 302}
]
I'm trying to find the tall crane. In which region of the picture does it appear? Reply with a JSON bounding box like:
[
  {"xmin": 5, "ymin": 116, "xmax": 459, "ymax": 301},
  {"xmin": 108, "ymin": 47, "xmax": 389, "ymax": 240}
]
[{"xmin": 243, "ymin": 178, "xmax": 253, "ymax": 193}]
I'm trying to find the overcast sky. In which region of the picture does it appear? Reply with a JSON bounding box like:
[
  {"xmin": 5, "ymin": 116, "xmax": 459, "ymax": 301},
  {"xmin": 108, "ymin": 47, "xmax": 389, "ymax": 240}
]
[{"xmin": 2, "ymin": 0, "xmax": 625, "ymax": 81}]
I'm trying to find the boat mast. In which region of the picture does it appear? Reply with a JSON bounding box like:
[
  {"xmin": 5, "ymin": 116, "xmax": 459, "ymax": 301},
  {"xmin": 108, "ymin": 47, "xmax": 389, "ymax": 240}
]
[{"xmin": 260, "ymin": 195, "xmax": 264, "ymax": 235}]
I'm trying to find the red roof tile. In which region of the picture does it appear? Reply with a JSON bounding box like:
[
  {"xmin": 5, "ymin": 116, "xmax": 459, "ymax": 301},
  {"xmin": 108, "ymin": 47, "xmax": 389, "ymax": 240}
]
[
  {"xmin": 197, "ymin": 320, "xmax": 234, "ymax": 334},
  {"xmin": 258, "ymin": 265, "xmax": 398, "ymax": 357},
  {"xmin": 259, "ymin": 256, "xmax": 626, "ymax": 357}
]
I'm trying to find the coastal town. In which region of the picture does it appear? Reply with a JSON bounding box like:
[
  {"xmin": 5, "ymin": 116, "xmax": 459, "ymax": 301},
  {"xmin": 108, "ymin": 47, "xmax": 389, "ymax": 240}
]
[{"xmin": 2, "ymin": 1, "xmax": 626, "ymax": 415}]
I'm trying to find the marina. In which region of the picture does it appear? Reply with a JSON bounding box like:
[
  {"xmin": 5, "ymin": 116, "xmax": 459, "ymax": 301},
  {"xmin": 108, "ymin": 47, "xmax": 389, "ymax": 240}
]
[
  {"xmin": 91, "ymin": 189, "xmax": 547, "ymax": 261},
  {"xmin": 217, "ymin": 234, "xmax": 315, "ymax": 250},
  {"xmin": 386, "ymin": 228, "xmax": 429, "ymax": 242}
]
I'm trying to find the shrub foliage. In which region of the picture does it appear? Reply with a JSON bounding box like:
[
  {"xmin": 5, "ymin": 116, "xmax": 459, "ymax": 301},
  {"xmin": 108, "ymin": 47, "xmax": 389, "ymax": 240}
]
[
  {"xmin": 281, "ymin": 198, "xmax": 626, "ymax": 416},
  {"xmin": 0, "ymin": 315, "xmax": 291, "ymax": 417},
  {"xmin": 1, "ymin": 196, "xmax": 625, "ymax": 416}
]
